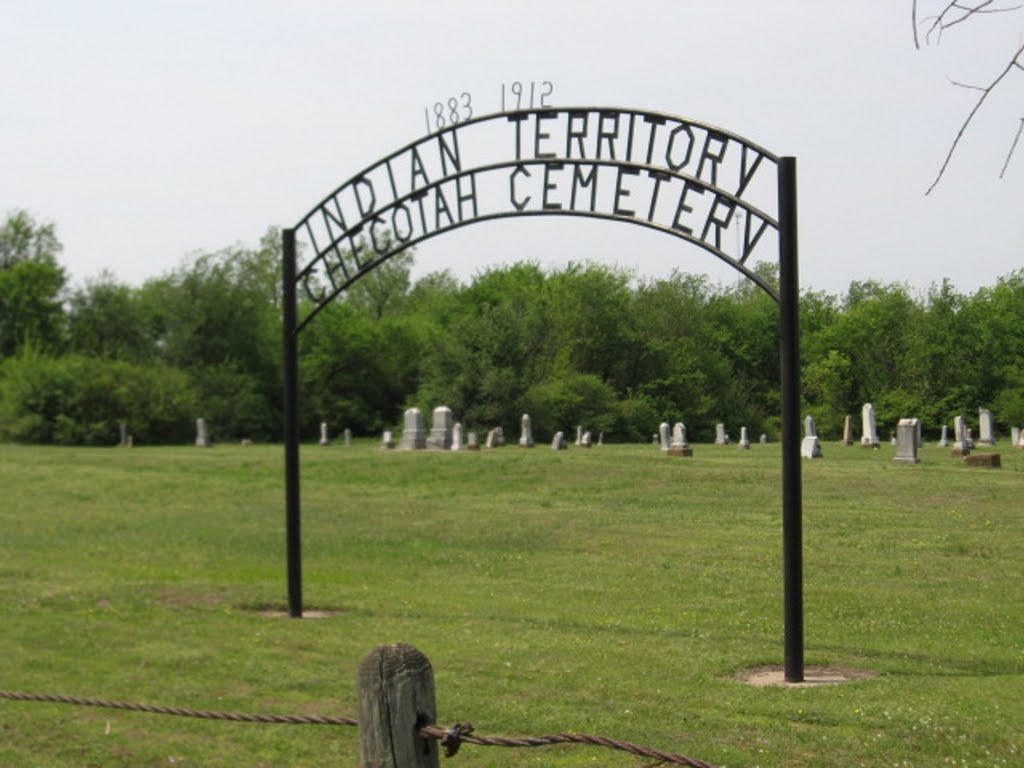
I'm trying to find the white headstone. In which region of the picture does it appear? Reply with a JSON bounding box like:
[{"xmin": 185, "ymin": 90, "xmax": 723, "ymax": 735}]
[
  {"xmin": 800, "ymin": 416, "xmax": 822, "ymax": 458},
  {"xmin": 399, "ymin": 408, "xmax": 427, "ymax": 450},
  {"xmin": 978, "ymin": 408, "xmax": 996, "ymax": 445},
  {"xmin": 671, "ymin": 422, "xmax": 689, "ymax": 449},
  {"xmin": 195, "ymin": 418, "xmax": 210, "ymax": 447},
  {"xmin": 938, "ymin": 424, "xmax": 949, "ymax": 447},
  {"xmin": 893, "ymin": 418, "xmax": 921, "ymax": 464},
  {"xmin": 760, "ymin": 433, "xmax": 768, "ymax": 444},
  {"xmin": 427, "ymin": 406, "xmax": 453, "ymax": 449},
  {"xmin": 344, "ymin": 428, "xmax": 352, "ymax": 447},
  {"xmin": 952, "ymin": 415, "xmax": 970, "ymax": 455},
  {"xmin": 580, "ymin": 431, "xmax": 593, "ymax": 447},
  {"xmin": 659, "ymin": 422, "xmax": 671, "ymax": 451},
  {"xmin": 466, "ymin": 431, "xmax": 480, "ymax": 451},
  {"xmin": 451, "ymin": 422, "xmax": 463, "ymax": 451},
  {"xmin": 860, "ymin": 403, "xmax": 880, "ymax": 448},
  {"xmin": 381, "ymin": 430, "xmax": 395, "ymax": 450},
  {"xmin": 575, "ymin": 425, "xmax": 583, "ymax": 446},
  {"xmin": 738, "ymin": 426, "xmax": 751, "ymax": 449},
  {"xmin": 519, "ymin": 414, "xmax": 534, "ymax": 447},
  {"xmin": 1012, "ymin": 426, "xmax": 1021, "ymax": 448},
  {"xmin": 715, "ymin": 423, "xmax": 729, "ymax": 445},
  {"xmin": 551, "ymin": 431, "xmax": 567, "ymax": 450},
  {"xmin": 319, "ymin": 421, "xmax": 330, "ymax": 446}
]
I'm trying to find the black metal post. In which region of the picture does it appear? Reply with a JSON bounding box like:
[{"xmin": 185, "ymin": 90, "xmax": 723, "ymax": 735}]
[
  {"xmin": 778, "ymin": 157, "xmax": 803, "ymax": 682},
  {"xmin": 282, "ymin": 228, "xmax": 303, "ymax": 618}
]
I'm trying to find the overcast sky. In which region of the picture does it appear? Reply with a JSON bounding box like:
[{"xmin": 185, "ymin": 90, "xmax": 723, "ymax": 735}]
[{"xmin": 3, "ymin": 1, "xmax": 1022, "ymax": 297}]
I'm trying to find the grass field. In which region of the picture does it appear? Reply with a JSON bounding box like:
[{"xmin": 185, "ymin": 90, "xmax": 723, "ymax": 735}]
[{"xmin": 1, "ymin": 440, "xmax": 1022, "ymax": 767}]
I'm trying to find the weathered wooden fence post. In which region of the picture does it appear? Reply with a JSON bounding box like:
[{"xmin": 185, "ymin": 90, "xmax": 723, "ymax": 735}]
[{"xmin": 357, "ymin": 644, "xmax": 440, "ymax": 768}]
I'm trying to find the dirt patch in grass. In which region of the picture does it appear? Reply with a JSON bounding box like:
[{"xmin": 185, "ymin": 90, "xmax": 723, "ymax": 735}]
[{"xmin": 736, "ymin": 666, "xmax": 878, "ymax": 687}]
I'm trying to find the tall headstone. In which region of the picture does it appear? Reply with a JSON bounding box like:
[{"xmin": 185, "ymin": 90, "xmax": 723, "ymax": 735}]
[
  {"xmin": 427, "ymin": 406, "xmax": 453, "ymax": 449},
  {"xmin": 466, "ymin": 431, "xmax": 480, "ymax": 451},
  {"xmin": 118, "ymin": 421, "xmax": 128, "ymax": 447},
  {"xmin": 399, "ymin": 408, "xmax": 427, "ymax": 450},
  {"xmin": 840, "ymin": 415, "xmax": 854, "ymax": 446},
  {"xmin": 381, "ymin": 430, "xmax": 395, "ymax": 450},
  {"xmin": 860, "ymin": 403, "xmax": 880, "ymax": 448},
  {"xmin": 893, "ymin": 418, "xmax": 921, "ymax": 464},
  {"xmin": 951, "ymin": 415, "xmax": 970, "ymax": 456},
  {"xmin": 1012, "ymin": 426, "xmax": 1021, "ymax": 449},
  {"xmin": 344, "ymin": 428, "xmax": 352, "ymax": 447},
  {"xmin": 580, "ymin": 431, "xmax": 593, "ymax": 447},
  {"xmin": 551, "ymin": 431, "xmax": 567, "ymax": 450},
  {"xmin": 451, "ymin": 422, "xmax": 463, "ymax": 451},
  {"xmin": 668, "ymin": 422, "xmax": 692, "ymax": 456},
  {"xmin": 575, "ymin": 426, "xmax": 583, "ymax": 446},
  {"xmin": 519, "ymin": 414, "xmax": 534, "ymax": 447},
  {"xmin": 938, "ymin": 424, "xmax": 949, "ymax": 448},
  {"xmin": 715, "ymin": 423, "xmax": 729, "ymax": 445},
  {"xmin": 977, "ymin": 408, "xmax": 996, "ymax": 445},
  {"xmin": 319, "ymin": 422, "xmax": 330, "ymax": 446},
  {"xmin": 801, "ymin": 415, "xmax": 822, "ymax": 459},
  {"xmin": 597, "ymin": 432, "xmax": 604, "ymax": 446},
  {"xmin": 195, "ymin": 418, "xmax": 210, "ymax": 448},
  {"xmin": 738, "ymin": 426, "xmax": 751, "ymax": 450},
  {"xmin": 659, "ymin": 422, "xmax": 671, "ymax": 452}
]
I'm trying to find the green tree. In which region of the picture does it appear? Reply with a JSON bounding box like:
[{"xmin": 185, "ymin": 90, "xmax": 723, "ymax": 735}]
[{"xmin": 0, "ymin": 211, "xmax": 67, "ymax": 356}]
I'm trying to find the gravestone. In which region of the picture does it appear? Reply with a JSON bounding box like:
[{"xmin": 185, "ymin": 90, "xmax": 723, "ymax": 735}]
[
  {"xmin": 451, "ymin": 422, "xmax": 463, "ymax": 451},
  {"xmin": 575, "ymin": 426, "xmax": 583, "ymax": 446},
  {"xmin": 1012, "ymin": 426, "xmax": 1021, "ymax": 448},
  {"xmin": 597, "ymin": 432, "xmax": 604, "ymax": 446},
  {"xmin": 964, "ymin": 453, "xmax": 1001, "ymax": 468},
  {"xmin": 485, "ymin": 427, "xmax": 505, "ymax": 448},
  {"xmin": 344, "ymin": 428, "xmax": 352, "ymax": 447},
  {"xmin": 427, "ymin": 406, "xmax": 453, "ymax": 450},
  {"xmin": 951, "ymin": 415, "xmax": 970, "ymax": 456},
  {"xmin": 893, "ymin": 418, "xmax": 921, "ymax": 464},
  {"xmin": 551, "ymin": 431, "xmax": 567, "ymax": 450},
  {"xmin": 659, "ymin": 422, "xmax": 671, "ymax": 452},
  {"xmin": 519, "ymin": 414, "xmax": 534, "ymax": 447},
  {"xmin": 890, "ymin": 432, "xmax": 897, "ymax": 446},
  {"xmin": 195, "ymin": 418, "xmax": 210, "ymax": 448},
  {"xmin": 965, "ymin": 426, "xmax": 974, "ymax": 446},
  {"xmin": 319, "ymin": 422, "xmax": 330, "ymax": 446},
  {"xmin": 800, "ymin": 415, "xmax": 822, "ymax": 459},
  {"xmin": 860, "ymin": 403, "xmax": 880, "ymax": 448},
  {"xmin": 381, "ymin": 430, "xmax": 396, "ymax": 450},
  {"xmin": 738, "ymin": 426, "xmax": 751, "ymax": 450},
  {"xmin": 938, "ymin": 424, "xmax": 949, "ymax": 448},
  {"xmin": 466, "ymin": 431, "xmax": 480, "ymax": 451},
  {"xmin": 580, "ymin": 431, "xmax": 593, "ymax": 447},
  {"xmin": 715, "ymin": 423, "xmax": 729, "ymax": 445},
  {"xmin": 118, "ymin": 421, "xmax": 128, "ymax": 447},
  {"xmin": 760, "ymin": 433, "xmax": 768, "ymax": 444},
  {"xmin": 839, "ymin": 414, "xmax": 853, "ymax": 446},
  {"xmin": 399, "ymin": 408, "xmax": 427, "ymax": 450},
  {"xmin": 668, "ymin": 422, "xmax": 692, "ymax": 456},
  {"xmin": 977, "ymin": 408, "xmax": 996, "ymax": 445},
  {"xmin": 651, "ymin": 433, "xmax": 659, "ymax": 445}
]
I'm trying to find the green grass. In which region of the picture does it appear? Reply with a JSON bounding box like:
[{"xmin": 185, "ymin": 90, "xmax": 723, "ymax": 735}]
[{"xmin": 1, "ymin": 441, "xmax": 1022, "ymax": 767}]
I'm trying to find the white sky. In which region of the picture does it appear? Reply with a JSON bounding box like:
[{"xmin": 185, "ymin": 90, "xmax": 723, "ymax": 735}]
[{"xmin": 2, "ymin": 1, "xmax": 1022, "ymax": 297}]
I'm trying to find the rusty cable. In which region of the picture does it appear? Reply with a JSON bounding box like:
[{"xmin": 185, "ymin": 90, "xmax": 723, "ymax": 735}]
[{"xmin": 2, "ymin": 689, "xmax": 717, "ymax": 766}]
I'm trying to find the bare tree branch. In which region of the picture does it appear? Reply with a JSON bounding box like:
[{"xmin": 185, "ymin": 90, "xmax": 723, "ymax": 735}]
[
  {"xmin": 1000, "ymin": 117, "xmax": 1024, "ymax": 177},
  {"xmin": 925, "ymin": 40, "xmax": 1024, "ymax": 194},
  {"xmin": 915, "ymin": 0, "xmax": 1022, "ymax": 44},
  {"xmin": 913, "ymin": 1, "xmax": 1024, "ymax": 191}
]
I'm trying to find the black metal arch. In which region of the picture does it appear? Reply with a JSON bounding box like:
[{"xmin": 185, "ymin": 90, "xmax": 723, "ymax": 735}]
[{"xmin": 281, "ymin": 107, "xmax": 804, "ymax": 682}]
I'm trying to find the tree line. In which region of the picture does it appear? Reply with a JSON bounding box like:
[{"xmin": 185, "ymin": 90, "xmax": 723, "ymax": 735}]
[{"xmin": 2, "ymin": 209, "xmax": 1022, "ymax": 445}]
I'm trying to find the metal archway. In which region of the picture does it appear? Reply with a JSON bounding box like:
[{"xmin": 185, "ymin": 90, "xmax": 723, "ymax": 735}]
[{"xmin": 282, "ymin": 106, "xmax": 803, "ymax": 681}]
